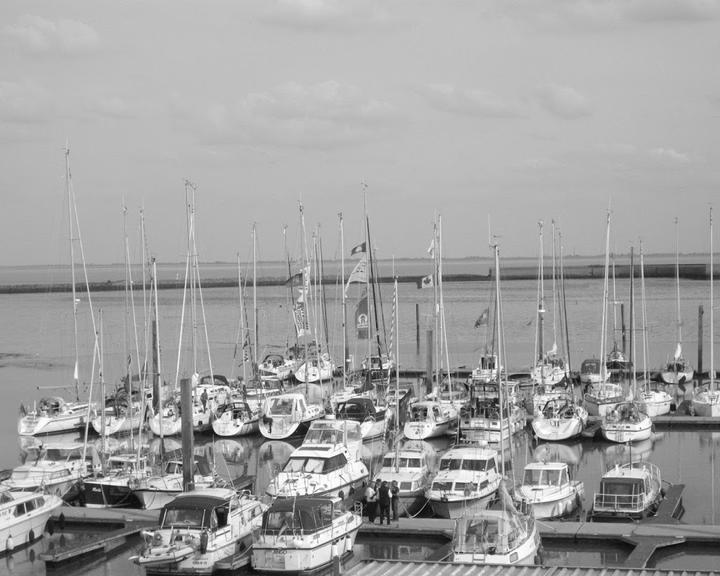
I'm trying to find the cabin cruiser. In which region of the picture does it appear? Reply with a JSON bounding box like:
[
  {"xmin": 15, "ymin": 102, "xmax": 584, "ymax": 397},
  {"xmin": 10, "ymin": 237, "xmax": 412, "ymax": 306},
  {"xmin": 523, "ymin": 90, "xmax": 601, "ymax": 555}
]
[
  {"xmin": 404, "ymin": 401, "xmax": 458, "ymax": 440},
  {"xmin": 259, "ymin": 393, "xmax": 325, "ymax": 440},
  {"xmin": 0, "ymin": 487, "xmax": 63, "ymax": 553},
  {"xmin": 132, "ymin": 488, "xmax": 266, "ymax": 574},
  {"xmin": 516, "ymin": 461, "xmax": 584, "ymax": 519},
  {"xmin": 17, "ymin": 396, "xmax": 93, "ymax": 436},
  {"xmin": 373, "ymin": 446, "xmax": 432, "ymax": 517},
  {"xmin": 332, "ymin": 396, "xmax": 390, "ymax": 440},
  {"xmin": 252, "ymin": 496, "xmax": 362, "ymax": 574},
  {"xmin": 452, "ymin": 481, "xmax": 541, "ymax": 566},
  {"xmin": 1, "ymin": 442, "xmax": 100, "ymax": 500},
  {"xmin": 265, "ymin": 420, "xmax": 368, "ymax": 502},
  {"xmin": 426, "ymin": 445, "xmax": 501, "ymax": 519},
  {"xmin": 470, "ymin": 353, "xmax": 503, "ymax": 385},
  {"xmin": 579, "ymin": 358, "xmax": 602, "ymax": 386},
  {"xmin": 589, "ymin": 461, "xmax": 664, "ymax": 521}
]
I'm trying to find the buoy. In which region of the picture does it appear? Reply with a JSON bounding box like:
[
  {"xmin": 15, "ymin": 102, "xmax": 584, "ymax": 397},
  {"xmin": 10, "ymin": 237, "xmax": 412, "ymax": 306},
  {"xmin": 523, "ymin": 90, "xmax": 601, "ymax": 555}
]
[
  {"xmin": 28, "ymin": 529, "xmax": 35, "ymax": 543},
  {"xmin": 6, "ymin": 534, "xmax": 14, "ymax": 552}
]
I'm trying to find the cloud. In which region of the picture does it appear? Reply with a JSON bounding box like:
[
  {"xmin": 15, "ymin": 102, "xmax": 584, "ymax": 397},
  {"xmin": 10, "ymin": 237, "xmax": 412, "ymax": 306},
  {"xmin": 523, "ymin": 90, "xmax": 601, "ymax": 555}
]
[
  {"xmin": 4, "ymin": 15, "xmax": 99, "ymax": 55},
  {"xmin": 536, "ymin": 84, "xmax": 591, "ymax": 119},
  {"xmin": 0, "ymin": 80, "xmax": 54, "ymax": 124},
  {"xmin": 421, "ymin": 84, "xmax": 526, "ymax": 118},
  {"xmin": 487, "ymin": 0, "xmax": 720, "ymax": 29},
  {"xmin": 260, "ymin": 0, "xmax": 391, "ymax": 31},
  {"xmin": 649, "ymin": 147, "xmax": 691, "ymax": 164},
  {"xmin": 598, "ymin": 141, "xmax": 692, "ymax": 168},
  {"xmin": 172, "ymin": 80, "xmax": 398, "ymax": 149}
]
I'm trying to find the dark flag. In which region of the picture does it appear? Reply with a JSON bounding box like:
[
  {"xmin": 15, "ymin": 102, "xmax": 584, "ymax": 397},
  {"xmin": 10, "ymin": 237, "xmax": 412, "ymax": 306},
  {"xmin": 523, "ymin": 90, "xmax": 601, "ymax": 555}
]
[
  {"xmin": 474, "ymin": 307, "xmax": 490, "ymax": 328},
  {"xmin": 350, "ymin": 241, "xmax": 366, "ymax": 256}
]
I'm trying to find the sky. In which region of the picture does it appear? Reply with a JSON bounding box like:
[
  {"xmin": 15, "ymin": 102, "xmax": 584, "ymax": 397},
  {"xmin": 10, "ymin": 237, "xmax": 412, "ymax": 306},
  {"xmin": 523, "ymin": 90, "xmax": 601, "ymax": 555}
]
[{"xmin": 1, "ymin": 0, "xmax": 719, "ymax": 267}]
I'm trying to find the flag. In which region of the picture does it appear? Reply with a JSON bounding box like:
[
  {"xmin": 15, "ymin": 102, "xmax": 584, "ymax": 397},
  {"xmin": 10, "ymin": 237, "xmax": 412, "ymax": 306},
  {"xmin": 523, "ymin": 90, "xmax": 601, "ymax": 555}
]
[
  {"xmin": 345, "ymin": 254, "xmax": 368, "ymax": 294},
  {"xmin": 356, "ymin": 295, "xmax": 369, "ymax": 339},
  {"xmin": 293, "ymin": 301, "xmax": 311, "ymax": 337},
  {"xmin": 350, "ymin": 241, "xmax": 366, "ymax": 256},
  {"xmin": 474, "ymin": 307, "xmax": 489, "ymax": 328},
  {"xmin": 427, "ymin": 237, "xmax": 435, "ymax": 258},
  {"xmin": 285, "ymin": 270, "xmax": 302, "ymax": 285},
  {"xmin": 242, "ymin": 334, "xmax": 251, "ymax": 362},
  {"xmin": 418, "ymin": 274, "xmax": 434, "ymax": 289}
]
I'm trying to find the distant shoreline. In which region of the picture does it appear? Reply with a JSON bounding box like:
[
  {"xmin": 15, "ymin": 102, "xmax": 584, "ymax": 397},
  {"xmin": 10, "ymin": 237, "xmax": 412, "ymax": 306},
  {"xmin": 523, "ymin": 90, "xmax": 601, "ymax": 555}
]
[{"xmin": 0, "ymin": 262, "xmax": 713, "ymax": 294}]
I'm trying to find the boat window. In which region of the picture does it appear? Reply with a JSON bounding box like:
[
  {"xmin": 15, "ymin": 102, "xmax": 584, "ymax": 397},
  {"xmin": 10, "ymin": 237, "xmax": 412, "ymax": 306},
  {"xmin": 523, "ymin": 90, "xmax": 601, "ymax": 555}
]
[
  {"xmin": 323, "ymin": 454, "xmax": 348, "ymax": 473},
  {"xmin": 216, "ymin": 505, "xmax": 228, "ymax": 528},
  {"xmin": 454, "ymin": 482, "xmax": 477, "ymax": 493},
  {"xmin": 462, "ymin": 459, "xmax": 484, "ymax": 472},
  {"xmin": 523, "ymin": 468, "xmax": 543, "ymax": 485},
  {"xmin": 303, "ymin": 458, "xmax": 325, "ymax": 474},
  {"xmin": 35, "ymin": 497, "xmax": 44, "ymax": 508},
  {"xmin": 560, "ymin": 469, "xmax": 569, "ymax": 485},
  {"xmin": 14, "ymin": 502, "xmax": 26, "ymax": 516},
  {"xmin": 400, "ymin": 481, "xmax": 412, "ymax": 490},
  {"xmin": 382, "ymin": 457, "xmax": 394, "ymax": 467},
  {"xmin": 439, "ymin": 458, "xmax": 462, "ymax": 471},
  {"xmin": 0, "ymin": 491, "xmax": 12, "ymax": 504},
  {"xmin": 432, "ymin": 480, "xmax": 453, "ymax": 491},
  {"xmin": 269, "ymin": 398, "xmax": 294, "ymax": 415},
  {"xmin": 411, "ymin": 406, "xmax": 428, "ymax": 420},
  {"xmin": 405, "ymin": 458, "xmax": 421, "ymax": 468},
  {"xmin": 283, "ymin": 458, "xmax": 307, "ymax": 473},
  {"xmin": 162, "ymin": 507, "xmax": 205, "ymax": 528},
  {"xmin": 485, "ymin": 458, "xmax": 496, "ymax": 472},
  {"xmin": 546, "ymin": 469, "xmax": 561, "ymax": 485}
]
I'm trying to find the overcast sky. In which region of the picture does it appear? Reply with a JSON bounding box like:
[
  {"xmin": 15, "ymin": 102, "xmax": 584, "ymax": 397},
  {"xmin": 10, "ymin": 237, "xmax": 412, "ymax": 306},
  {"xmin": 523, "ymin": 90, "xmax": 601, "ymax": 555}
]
[{"xmin": 2, "ymin": 0, "xmax": 719, "ymax": 266}]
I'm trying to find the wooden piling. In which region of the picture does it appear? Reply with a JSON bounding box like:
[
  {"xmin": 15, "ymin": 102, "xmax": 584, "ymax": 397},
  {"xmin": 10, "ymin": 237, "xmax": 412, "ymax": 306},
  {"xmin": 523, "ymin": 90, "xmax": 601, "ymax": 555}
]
[
  {"xmin": 415, "ymin": 303, "xmax": 420, "ymax": 354},
  {"xmin": 425, "ymin": 329, "xmax": 433, "ymax": 395}
]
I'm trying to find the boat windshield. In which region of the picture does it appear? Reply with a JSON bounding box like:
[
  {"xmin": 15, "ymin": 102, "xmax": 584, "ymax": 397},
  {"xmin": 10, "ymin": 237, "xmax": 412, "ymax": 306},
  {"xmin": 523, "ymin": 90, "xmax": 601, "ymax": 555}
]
[
  {"xmin": 161, "ymin": 507, "xmax": 206, "ymax": 529},
  {"xmin": 262, "ymin": 499, "xmax": 335, "ymax": 535},
  {"xmin": 440, "ymin": 457, "xmax": 494, "ymax": 472},
  {"xmin": 383, "ymin": 457, "xmax": 421, "ymax": 468},
  {"xmin": 523, "ymin": 468, "xmax": 562, "ymax": 486},
  {"xmin": 283, "ymin": 457, "xmax": 326, "ymax": 474},
  {"xmin": 455, "ymin": 513, "xmax": 527, "ymax": 555}
]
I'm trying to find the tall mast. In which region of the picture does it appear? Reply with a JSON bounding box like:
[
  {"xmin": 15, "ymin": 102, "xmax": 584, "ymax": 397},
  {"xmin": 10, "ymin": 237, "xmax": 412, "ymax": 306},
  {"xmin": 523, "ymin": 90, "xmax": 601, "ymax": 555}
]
[
  {"xmin": 492, "ymin": 239, "xmax": 506, "ymax": 477},
  {"xmin": 253, "ymin": 222, "xmax": 258, "ymax": 370},
  {"xmin": 536, "ymin": 220, "xmax": 545, "ymax": 379},
  {"xmin": 65, "ymin": 146, "xmax": 80, "ymax": 400},
  {"xmin": 711, "ymin": 207, "xmax": 714, "ymax": 393},
  {"xmin": 433, "ymin": 216, "xmax": 439, "ymax": 391},
  {"xmin": 675, "ymin": 217, "xmax": 682, "ymax": 346},
  {"xmin": 551, "ymin": 219, "xmax": 558, "ymax": 351},
  {"xmin": 599, "ymin": 210, "xmax": 612, "ymax": 383},
  {"xmin": 640, "ymin": 242, "xmax": 649, "ymax": 388},
  {"xmin": 340, "ymin": 212, "xmax": 347, "ymax": 388}
]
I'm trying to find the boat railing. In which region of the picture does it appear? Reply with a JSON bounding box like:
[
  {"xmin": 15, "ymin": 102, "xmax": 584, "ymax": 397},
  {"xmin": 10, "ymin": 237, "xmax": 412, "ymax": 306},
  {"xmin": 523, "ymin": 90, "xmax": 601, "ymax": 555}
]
[{"xmin": 593, "ymin": 491, "xmax": 644, "ymax": 511}]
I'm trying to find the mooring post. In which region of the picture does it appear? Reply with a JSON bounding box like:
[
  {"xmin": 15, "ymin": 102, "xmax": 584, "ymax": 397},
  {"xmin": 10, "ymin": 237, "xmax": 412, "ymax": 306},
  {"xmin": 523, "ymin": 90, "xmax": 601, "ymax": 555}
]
[
  {"xmin": 425, "ymin": 329, "xmax": 433, "ymax": 395},
  {"xmin": 181, "ymin": 377, "xmax": 195, "ymax": 492},
  {"xmin": 697, "ymin": 305, "xmax": 704, "ymax": 384}
]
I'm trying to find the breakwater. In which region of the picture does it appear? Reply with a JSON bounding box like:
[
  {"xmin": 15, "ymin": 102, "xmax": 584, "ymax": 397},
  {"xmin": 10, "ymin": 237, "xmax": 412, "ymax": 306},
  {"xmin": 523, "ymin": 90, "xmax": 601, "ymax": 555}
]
[{"xmin": 0, "ymin": 262, "xmax": 713, "ymax": 294}]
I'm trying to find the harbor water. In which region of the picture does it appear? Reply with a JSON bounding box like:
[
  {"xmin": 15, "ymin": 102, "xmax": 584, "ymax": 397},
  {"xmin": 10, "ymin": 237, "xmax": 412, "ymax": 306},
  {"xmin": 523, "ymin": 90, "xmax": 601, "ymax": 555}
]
[{"xmin": 1, "ymin": 266, "xmax": 719, "ymax": 574}]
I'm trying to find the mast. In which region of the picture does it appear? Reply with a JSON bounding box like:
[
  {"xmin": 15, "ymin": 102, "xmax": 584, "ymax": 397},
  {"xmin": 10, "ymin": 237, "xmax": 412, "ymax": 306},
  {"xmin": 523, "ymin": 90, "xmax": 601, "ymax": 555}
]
[
  {"xmin": 552, "ymin": 219, "xmax": 558, "ymax": 353},
  {"xmin": 237, "ymin": 253, "xmax": 247, "ymax": 384},
  {"xmin": 675, "ymin": 217, "xmax": 682, "ymax": 347},
  {"xmin": 492, "ymin": 238, "xmax": 506, "ymax": 477},
  {"xmin": 65, "ymin": 146, "xmax": 80, "ymax": 401},
  {"xmin": 253, "ymin": 222, "xmax": 258, "ymax": 371},
  {"xmin": 711, "ymin": 207, "xmax": 714, "ymax": 393},
  {"xmin": 340, "ymin": 212, "xmax": 347, "ymax": 388},
  {"xmin": 559, "ymin": 230, "xmax": 572, "ymax": 376},
  {"xmin": 438, "ymin": 216, "xmax": 452, "ymax": 392},
  {"xmin": 640, "ymin": 242, "xmax": 649, "ymax": 388},
  {"xmin": 599, "ymin": 210, "xmax": 612, "ymax": 384},
  {"xmin": 536, "ymin": 220, "xmax": 545, "ymax": 385},
  {"xmin": 629, "ymin": 246, "xmax": 635, "ymax": 399}
]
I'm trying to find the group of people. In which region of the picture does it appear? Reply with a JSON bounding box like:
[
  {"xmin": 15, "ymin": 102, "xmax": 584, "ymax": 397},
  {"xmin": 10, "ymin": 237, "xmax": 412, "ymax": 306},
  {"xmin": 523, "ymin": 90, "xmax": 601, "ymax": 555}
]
[{"xmin": 362, "ymin": 478, "xmax": 399, "ymax": 524}]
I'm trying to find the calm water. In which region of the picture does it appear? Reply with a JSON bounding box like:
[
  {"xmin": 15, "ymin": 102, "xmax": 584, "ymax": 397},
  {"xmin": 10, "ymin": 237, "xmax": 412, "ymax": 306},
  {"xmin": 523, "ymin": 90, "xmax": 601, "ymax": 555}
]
[{"xmin": 1, "ymin": 270, "xmax": 719, "ymax": 574}]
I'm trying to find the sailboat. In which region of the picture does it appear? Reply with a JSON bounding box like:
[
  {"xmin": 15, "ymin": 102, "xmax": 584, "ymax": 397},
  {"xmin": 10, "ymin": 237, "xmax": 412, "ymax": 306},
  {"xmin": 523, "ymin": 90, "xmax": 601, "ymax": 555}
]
[
  {"xmin": 661, "ymin": 218, "xmax": 695, "ymax": 385},
  {"xmin": 584, "ymin": 211, "xmax": 626, "ymax": 417},
  {"xmin": 530, "ymin": 221, "xmax": 570, "ymax": 398},
  {"xmin": 18, "ymin": 147, "xmax": 97, "ymax": 436},
  {"xmin": 692, "ymin": 207, "xmax": 720, "ymax": 416},
  {"xmin": 148, "ymin": 182, "xmax": 223, "ymax": 436},
  {"xmin": 636, "ymin": 242, "xmax": 672, "ymax": 417}
]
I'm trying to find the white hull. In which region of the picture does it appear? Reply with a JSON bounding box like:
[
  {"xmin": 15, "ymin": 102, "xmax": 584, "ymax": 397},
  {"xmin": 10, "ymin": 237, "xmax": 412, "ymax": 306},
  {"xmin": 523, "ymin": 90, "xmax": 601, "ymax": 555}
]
[
  {"xmin": 252, "ymin": 515, "xmax": 361, "ymax": 574},
  {"xmin": 91, "ymin": 410, "xmax": 145, "ymax": 436},
  {"xmin": 602, "ymin": 419, "xmax": 653, "ymax": 443},
  {"xmin": 403, "ymin": 418, "xmax": 455, "ymax": 440},
  {"xmin": 148, "ymin": 414, "xmax": 183, "ymax": 436},
  {"xmin": 693, "ymin": 389, "xmax": 720, "ymax": 417},
  {"xmin": 211, "ymin": 415, "xmax": 259, "ymax": 437},
  {"xmin": 266, "ymin": 465, "xmax": 368, "ymax": 502},
  {"xmin": 1, "ymin": 492, "xmax": 63, "ymax": 553},
  {"xmin": 637, "ymin": 390, "xmax": 672, "ymax": 418},
  {"xmin": 453, "ymin": 525, "xmax": 540, "ymax": 566},
  {"xmin": 428, "ymin": 492, "xmax": 495, "ymax": 519},
  {"xmin": 532, "ymin": 416, "xmax": 584, "ymax": 441},
  {"xmin": 259, "ymin": 415, "xmax": 322, "ymax": 440},
  {"xmin": 518, "ymin": 484, "xmax": 583, "ymax": 519},
  {"xmin": 583, "ymin": 384, "xmax": 624, "ymax": 417},
  {"xmin": 18, "ymin": 412, "xmax": 87, "ymax": 436},
  {"xmin": 661, "ymin": 369, "xmax": 694, "ymax": 385},
  {"xmin": 461, "ymin": 412, "xmax": 525, "ymax": 445}
]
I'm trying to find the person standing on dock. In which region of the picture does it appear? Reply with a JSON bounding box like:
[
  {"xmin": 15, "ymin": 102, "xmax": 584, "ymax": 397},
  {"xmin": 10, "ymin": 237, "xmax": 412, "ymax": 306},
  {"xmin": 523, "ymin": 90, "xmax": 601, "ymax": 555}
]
[
  {"xmin": 364, "ymin": 480, "xmax": 378, "ymax": 523},
  {"xmin": 378, "ymin": 480, "xmax": 391, "ymax": 525},
  {"xmin": 390, "ymin": 480, "xmax": 399, "ymax": 521}
]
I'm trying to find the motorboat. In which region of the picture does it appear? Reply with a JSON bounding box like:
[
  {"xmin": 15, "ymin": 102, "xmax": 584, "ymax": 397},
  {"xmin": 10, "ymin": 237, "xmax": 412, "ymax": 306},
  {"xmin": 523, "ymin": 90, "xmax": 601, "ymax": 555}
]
[
  {"xmin": 403, "ymin": 401, "xmax": 458, "ymax": 440},
  {"xmin": 251, "ymin": 495, "xmax": 362, "ymax": 574},
  {"xmin": 373, "ymin": 446, "xmax": 432, "ymax": 517},
  {"xmin": 332, "ymin": 396, "xmax": 390, "ymax": 441},
  {"xmin": 132, "ymin": 487, "xmax": 266, "ymax": 574},
  {"xmin": 133, "ymin": 459, "xmax": 216, "ymax": 510},
  {"xmin": 0, "ymin": 486, "xmax": 63, "ymax": 553},
  {"xmin": 17, "ymin": 396, "xmax": 93, "ymax": 436},
  {"xmin": 259, "ymin": 393, "xmax": 325, "ymax": 440},
  {"xmin": 579, "ymin": 358, "xmax": 602, "ymax": 386},
  {"xmin": 532, "ymin": 398, "xmax": 588, "ymax": 442},
  {"xmin": 83, "ymin": 453, "xmax": 151, "ymax": 508},
  {"xmin": 212, "ymin": 399, "xmax": 260, "ymax": 437},
  {"xmin": 601, "ymin": 401, "xmax": 653, "ymax": 444},
  {"xmin": 516, "ymin": 461, "xmax": 584, "ymax": 519},
  {"xmin": 460, "ymin": 398, "xmax": 525, "ymax": 446},
  {"xmin": 452, "ymin": 481, "xmax": 541, "ymax": 566},
  {"xmin": 589, "ymin": 461, "xmax": 664, "ymax": 521},
  {"xmin": 1, "ymin": 441, "xmax": 100, "ymax": 500},
  {"xmin": 426, "ymin": 445, "xmax": 501, "ymax": 519},
  {"xmin": 265, "ymin": 420, "xmax": 368, "ymax": 502}
]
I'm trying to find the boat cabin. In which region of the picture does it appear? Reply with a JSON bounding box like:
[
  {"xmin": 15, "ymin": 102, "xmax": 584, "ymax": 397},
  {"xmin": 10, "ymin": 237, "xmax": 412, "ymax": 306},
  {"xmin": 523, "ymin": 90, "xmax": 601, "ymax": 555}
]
[
  {"xmin": 260, "ymin": 496, "xmax": 342, "ymax": 536},
  {"xmin": 159, "ymin": 489, "xmax": 238, "ymax": 531},
  {"xmin": 265, "ymin": 394, "xmax": 307, "ymax": 417},
  {"xmin": 409, "ymin": 402, "xmax": 445, "ymax": 423},
  {"xmin": 304, "ymin": 420, "xmax": 362, "ymax": 447},
  {"xmin": 522, "ymin": 462, "xmax": 570, "ymax": 488},
  {"xmin": 335, "ymin": 397, "xmax": 382, "ymax": 422},
  {"xmin": 282, "ymin": 447, "xmax": 350, "ymax": 476},
  {"xmin": 215, "ymin": 401, "xmax": 255, "ymax": 420}
]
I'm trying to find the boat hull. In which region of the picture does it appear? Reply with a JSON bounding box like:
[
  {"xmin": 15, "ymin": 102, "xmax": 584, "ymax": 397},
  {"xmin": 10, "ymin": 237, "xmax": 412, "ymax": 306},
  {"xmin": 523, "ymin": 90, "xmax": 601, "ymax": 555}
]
[
  {"xmin": 532, "ymin": 416, "xmax": 584, "ymax": 441},
  {"xmin": 428, "ymin": 493, "xmax": 495, "ymax": 519},
  {"xmin": 453, "ymin": 524, "xmax": 540, "ymax": 566},
  {"xmin": 0, "ymin": 493, "xmax": 63, "ymax": 553}
]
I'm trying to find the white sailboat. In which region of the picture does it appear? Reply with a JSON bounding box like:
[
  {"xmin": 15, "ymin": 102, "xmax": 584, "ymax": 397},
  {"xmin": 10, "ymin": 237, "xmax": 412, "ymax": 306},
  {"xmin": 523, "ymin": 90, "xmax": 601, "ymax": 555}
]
[
  {"xmin": 636, "ymin": 243, "xmax": 672, "ymax": 417},
  {"xmin": 584, "ymin": 211, "xmax": 625, "ymax": 417},
  {"xmin": 661, "ymin": 218, "xmax": 695, "ymax": 385},
  {"xmin": 18, "ymin": 147, "xmax": 97, "ymax": 436},
  {"xmin": 693, "ymin": 207, "xmax": 720, "ymax": 416}
]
